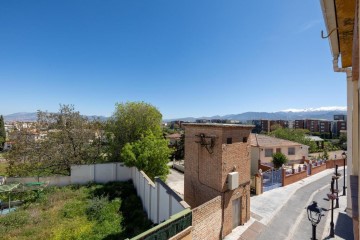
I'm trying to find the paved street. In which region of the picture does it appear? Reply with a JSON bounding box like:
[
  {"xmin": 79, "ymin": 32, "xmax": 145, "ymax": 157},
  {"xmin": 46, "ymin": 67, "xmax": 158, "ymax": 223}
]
[
  {"xmin": 166, "ymin": 168, "xmax": 184, "ymax": 197},
  {"xmin": 165, "ymin": 164, "xmax": 354, "ymax": 240},
  {"xmin": 225, "ymin": 168, "xmax": 353, "ymax": 240},
  {"xmin": 256, "ymin": 171, "xmax": 348, "ymax": 240}
]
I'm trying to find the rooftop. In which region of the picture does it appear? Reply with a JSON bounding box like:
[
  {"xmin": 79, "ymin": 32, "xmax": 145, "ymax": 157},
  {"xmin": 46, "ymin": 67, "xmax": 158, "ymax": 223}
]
[{"xmin": 250, "ymin": 134, "xmax": 303, "ymax": 147}]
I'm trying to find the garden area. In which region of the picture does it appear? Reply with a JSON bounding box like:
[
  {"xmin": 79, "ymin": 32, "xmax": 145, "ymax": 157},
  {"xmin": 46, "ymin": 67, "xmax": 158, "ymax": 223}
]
[
  {"xmin": 0, "ymin": 181, "xmax": 152, "ymax": 240},
  {"xmin": 0, "ymin": 162, "xmax": 7, "ymax": 176}
]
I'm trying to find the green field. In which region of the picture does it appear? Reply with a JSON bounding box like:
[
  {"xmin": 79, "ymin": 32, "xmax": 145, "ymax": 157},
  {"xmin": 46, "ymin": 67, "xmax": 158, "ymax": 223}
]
[{"xmin": 0, "ymin": 181, "xmax": 152, "ymax": 240}]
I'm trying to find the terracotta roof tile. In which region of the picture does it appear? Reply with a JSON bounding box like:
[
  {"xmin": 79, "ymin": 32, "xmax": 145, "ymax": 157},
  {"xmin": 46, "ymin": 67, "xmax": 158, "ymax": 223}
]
[{"xmin": 250, "ymin": 133, "xmax": 303, "ymax": 147}]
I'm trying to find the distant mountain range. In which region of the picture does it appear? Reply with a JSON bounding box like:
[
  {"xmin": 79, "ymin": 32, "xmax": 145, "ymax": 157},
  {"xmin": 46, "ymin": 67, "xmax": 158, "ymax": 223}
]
[
  {"xmin": 164, "ymin": 107, "xmax": 347, "ymax": 122},
  {"xmin": 2, "ymin": 107, "xmax": 347, "ymax": 122},
  {"xmin": 2, "ymin": 112, "xmax": 108, "ymax": 122}
]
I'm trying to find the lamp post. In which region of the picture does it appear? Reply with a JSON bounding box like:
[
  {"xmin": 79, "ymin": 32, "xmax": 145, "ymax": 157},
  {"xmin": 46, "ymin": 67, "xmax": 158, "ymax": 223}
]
[
  {"xmin": 307, "ymin": 201, "xmax": 323, "ymax": 240},
  {"xmin": 327, "ymin": 179, "xmax": 336, "ymax": 237},
  {"xmin": 342, "ymin": 152, "xmax": 347, "ymax": 196},
  {"xmin": 334, "ymin": 165, "xmax": 340, "ymax": 208}
]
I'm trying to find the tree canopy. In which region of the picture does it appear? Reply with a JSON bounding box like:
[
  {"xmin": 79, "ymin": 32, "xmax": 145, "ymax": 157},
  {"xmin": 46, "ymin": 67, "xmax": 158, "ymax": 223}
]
[
  {"xmin": 107, "ymin": 101, "xmax": 163, "ymax": 161},
  {"xmin": 268, "ymin": 127, "xmax": 317, "ymax": 152},
  {"xmin": 6, "ymin": 105, "xmax": 106, "ymax": 176},
  {"xmin": 120, "ymin": 132, "xmax": 172, "ymax": 181}
]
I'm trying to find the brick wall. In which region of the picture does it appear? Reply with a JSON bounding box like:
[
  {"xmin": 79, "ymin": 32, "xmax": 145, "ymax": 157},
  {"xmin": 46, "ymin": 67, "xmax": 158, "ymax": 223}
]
[
  {"xmin": 282, "ymin": 169, "xmax": 308, "ymax": 186},
  {"xmin": 192, "ymin": 196, "xmax": 222, "ymax": 240},
  {"xmin": 184, "ymin": 124, "xmax": 252, "ymax": 208},
  {"xmin": 184, "ymin": 124, "xmax": 252, "ymax": 238},
  {"xmin": 222, "ymin": 185, "xmax": 250, "ymax": 236},
  {"xmin": 326, "ymin": 159, "xmax": 347, "ymax": 169},
  {"xmin": 311, "ymin": 164, "xmax": 327, "ymax": 175},
  {"xmin": 259, "ymin": 163, "xmax": 272, "ymax": 172},
  {"xmin": 184, "ymin": 126, "xmax": 223, "ymax": 208}
]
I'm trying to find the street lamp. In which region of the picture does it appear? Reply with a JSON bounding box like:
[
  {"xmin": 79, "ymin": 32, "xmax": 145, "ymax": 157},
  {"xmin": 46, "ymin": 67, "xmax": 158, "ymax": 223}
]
[
  {"xmin": 334, "ymin": 166, "xmax": 340, "ymax": 208},
  {"xmin": 327, "ymin": 179, "xmax": 336, "ymax": 237},
  {"xmin": 342, "ymin": 152, "xmax": 347, "ymax": 196},
  {"xmin": 307, "ymin": 201, "xmax": 323, "ymax": 240}
]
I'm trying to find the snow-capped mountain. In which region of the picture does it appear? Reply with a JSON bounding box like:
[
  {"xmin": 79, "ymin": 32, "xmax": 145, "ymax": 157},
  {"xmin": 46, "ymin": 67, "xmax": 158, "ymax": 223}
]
[
  {"xmin": 165, "ymin": 107, "xmax": 347, "ymax": 122},
  {"xmin": 280, "ymin": 106, "xmax": 347, "ymax": 113}
]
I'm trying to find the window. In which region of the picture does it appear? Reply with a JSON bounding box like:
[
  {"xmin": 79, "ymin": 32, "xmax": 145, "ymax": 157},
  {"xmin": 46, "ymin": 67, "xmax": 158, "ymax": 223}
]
[
  {"xmin": 288, "ymin": 147, "xmax": 295, "ymax": 155},
  {"xmin": 265, "ymin": 149, "xmax": 273, "ymax": 157},
  {"xmin": 227, "ymin": 138, "xmax": 232, "ymax": 144},
  {"xmin": 276, "ymin": 148, "xmax": 281, "ymax": 153}
]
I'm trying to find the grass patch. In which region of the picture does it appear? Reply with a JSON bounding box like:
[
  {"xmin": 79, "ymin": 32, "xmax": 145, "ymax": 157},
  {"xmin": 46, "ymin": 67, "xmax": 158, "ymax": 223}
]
[
  {"xmin": 0, "ymin": 162, "xmax": 8, "ymax": 176},
  {"xmin": 0, "ymin": 181, "xmax": 152, "ymax": 240}
]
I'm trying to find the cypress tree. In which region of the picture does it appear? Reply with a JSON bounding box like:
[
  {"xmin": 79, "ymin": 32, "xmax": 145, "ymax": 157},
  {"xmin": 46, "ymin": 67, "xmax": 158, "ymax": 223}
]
[{"xmin": 0, "ymin": 115, "xmax": 6, "ymax": 150}]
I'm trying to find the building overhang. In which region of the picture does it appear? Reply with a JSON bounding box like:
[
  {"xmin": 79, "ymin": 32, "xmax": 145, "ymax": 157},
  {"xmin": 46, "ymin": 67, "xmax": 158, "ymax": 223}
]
[{"xmin": 320, "ymin": 0, "xmax": 356, "ymax": 68}]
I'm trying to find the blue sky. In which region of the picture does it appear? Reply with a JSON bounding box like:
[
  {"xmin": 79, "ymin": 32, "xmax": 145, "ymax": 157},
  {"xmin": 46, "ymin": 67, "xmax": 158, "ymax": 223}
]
[{"xmin": 0, "ymin": 0, "xmax": 346, "ymax": 119}]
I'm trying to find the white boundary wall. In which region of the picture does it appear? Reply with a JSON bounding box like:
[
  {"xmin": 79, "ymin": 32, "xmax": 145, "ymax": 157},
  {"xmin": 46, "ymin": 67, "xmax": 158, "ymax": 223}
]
[{"xmin": 6, "ymin": 162, "xmax": 189, "ymax": 224}]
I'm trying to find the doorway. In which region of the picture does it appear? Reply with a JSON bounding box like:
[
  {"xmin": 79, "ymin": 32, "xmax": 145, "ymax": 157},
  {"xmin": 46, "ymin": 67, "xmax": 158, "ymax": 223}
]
[{"xmin": 232, "ymin": 197, "xmax": 242, "ymax": 229}]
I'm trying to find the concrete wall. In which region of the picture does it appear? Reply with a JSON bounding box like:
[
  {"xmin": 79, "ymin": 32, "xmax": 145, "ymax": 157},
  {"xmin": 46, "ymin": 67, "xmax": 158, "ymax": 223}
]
[
  {"xmin": 251, "ymin": 147, "xmax": 260, "ymax": 175},
  {"xmin": 122, "ymin": 164, "xmax": 189, "ymax": 224},
  {"xmin": 7, "ymin": 176, "xmax": 71, "ymax": 186},
  {"xmin": 70, "ymin": 162, "xmax": 131, "ymax": 184},
  {"xmin": 173, "ymin": 163, "xmax": 185, "ymax": 173}
]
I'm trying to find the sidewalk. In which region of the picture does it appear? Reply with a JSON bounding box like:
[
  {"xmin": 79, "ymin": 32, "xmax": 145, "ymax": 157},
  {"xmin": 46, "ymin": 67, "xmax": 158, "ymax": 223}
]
[
  {"xmin": 321, "ymin": 192, "xmax": 354, "ymax": 240},
  {"xmin": 225, "ymin": 168, "xmax": 342, "ymax": 240}
]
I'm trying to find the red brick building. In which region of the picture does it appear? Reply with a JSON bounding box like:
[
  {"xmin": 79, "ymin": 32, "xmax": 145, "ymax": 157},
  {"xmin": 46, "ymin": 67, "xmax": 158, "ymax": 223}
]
[
  {"xmin": 294, "ymin": 120, "xmax": 305, "ymax": 129},
  {"xmin": 270, "ymin": 120, "xmax": 289, "ymax": 129},
  {"xmin": 260, "ymin": 120, "xmax": 270, "ymax": 133},
  {"xmin": 184, "ymin": 123, "xmax": 253, "ymax": 238},
  {"xmin": 319, "ymin": 120, "xmax": 331, "ymax": 134},
  {"xmin": 336, "ymin": 120, "xmax": 347, "ymax": 136},
  {"xmin": 305, "ymin": 119, "xmax": 319, "ymax": 133}
]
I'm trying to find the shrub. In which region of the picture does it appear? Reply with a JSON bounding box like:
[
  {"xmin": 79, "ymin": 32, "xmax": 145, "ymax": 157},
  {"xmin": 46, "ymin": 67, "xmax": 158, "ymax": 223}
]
[
  {"xmin": 61, "ymin": 200, "xmax": 87, "ymax": 219},
  {"xmin": 52, "ymin": 216, "xmax": 93, "ymax": 240},
  {"xmin": 272, "ymin": 152, "xmax": 288, "ymax": 168},
  {"xmin": 0, "ymin": 210, "xmax": 30, "ymax": 232},
  {"xmin": 85, "ymin": 196, "xmax": 108, "ymax": 222}
]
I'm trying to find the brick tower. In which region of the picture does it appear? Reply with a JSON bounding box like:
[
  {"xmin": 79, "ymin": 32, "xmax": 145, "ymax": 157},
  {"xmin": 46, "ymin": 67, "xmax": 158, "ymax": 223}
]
[{"xmin": 184, "ymin": 123, "xmax": 253, "ymax": 237}]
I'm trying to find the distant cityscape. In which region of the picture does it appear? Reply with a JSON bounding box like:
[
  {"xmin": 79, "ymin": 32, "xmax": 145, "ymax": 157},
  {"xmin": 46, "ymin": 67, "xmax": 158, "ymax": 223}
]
[{"xmin": 165, "ymin": 114, "xmax": 347, "ymax": 139}]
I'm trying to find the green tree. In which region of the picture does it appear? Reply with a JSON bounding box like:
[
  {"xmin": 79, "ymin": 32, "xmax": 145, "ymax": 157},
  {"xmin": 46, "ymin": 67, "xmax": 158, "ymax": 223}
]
[
  {"xmin": 269, "ymin": 128, "xmax": 318, "ymax": 152},
  {"xmin": 272, "ymin": 152, "xmax": 288, "ymax": 168},
  {"xmin": 120, "ymin": 132, "xmax": 172, "ymax": 181},
  {"xmin": 0, "ymin": 115, "xmax": 6, "ymax": 150},
  {"xmin": 338, "ymin": 134, "xmax": 347, "ymax": 150},
  {"xmin": 174, "ymin": 133, "xmax": 185, "ymax": 160},
  {"xmin": 107, "ymin": 101, "xmax": 163, "ymax": 161},
  {"xmin": 6, "ymin": 105, "xmax": 106, "ymax": 176},
  {"xmin": 323, "ymin": 148, "xmax": 330, "ymax": 160}
]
